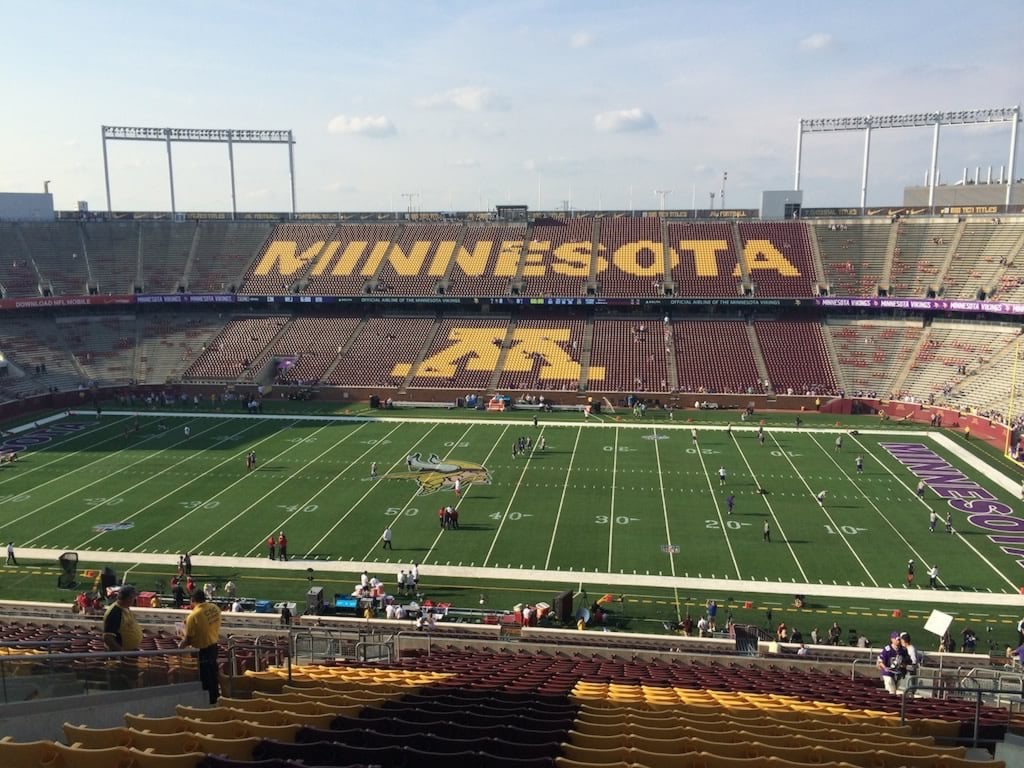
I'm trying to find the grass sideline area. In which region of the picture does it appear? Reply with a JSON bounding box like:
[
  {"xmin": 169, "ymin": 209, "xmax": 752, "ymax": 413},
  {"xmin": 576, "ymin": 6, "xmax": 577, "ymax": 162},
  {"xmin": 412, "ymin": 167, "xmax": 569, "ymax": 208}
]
[{"xmin": 1, "ymin": 404, "xmax": 1023, "ymax": 652}]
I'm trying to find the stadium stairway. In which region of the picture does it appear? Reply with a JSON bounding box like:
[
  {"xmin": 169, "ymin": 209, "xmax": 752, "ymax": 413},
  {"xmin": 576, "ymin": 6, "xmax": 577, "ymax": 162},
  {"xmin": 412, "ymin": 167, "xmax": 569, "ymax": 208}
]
[
  {"xmin": 745, "ymin": 322, "xmax": 772, "ymax": 394},
  {"xmin": 888, "ymin": 325, "xmax": 930, "ymax": 397},
  {"xmin": 880, "ymin": 220, "xmax": 899, "ymax": 292},
  {"xmin": 935, "ymin": 221, "xmax": 967, "ymax": 295},
  {"xmin": 730, "ymin": 222, "xmax": 751, "ymax": 289},
  {"xmin": 578, "ymin": 318, "xmax": 596, "ymax": 392}
]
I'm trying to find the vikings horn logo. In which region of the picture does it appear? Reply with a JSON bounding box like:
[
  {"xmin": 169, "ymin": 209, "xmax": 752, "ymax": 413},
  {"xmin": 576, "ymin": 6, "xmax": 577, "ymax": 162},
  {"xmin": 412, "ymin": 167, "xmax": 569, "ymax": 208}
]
[{"xmin": 394, "ymin": 453, "xmax": 491, "ymax": 495}]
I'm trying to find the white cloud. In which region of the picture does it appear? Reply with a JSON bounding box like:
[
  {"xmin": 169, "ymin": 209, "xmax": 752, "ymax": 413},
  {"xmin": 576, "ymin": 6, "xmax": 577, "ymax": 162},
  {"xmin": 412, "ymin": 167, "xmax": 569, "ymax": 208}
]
[
  {"xmin": 569, "ymin": 31, "xmax": 592, "ymax": 49},
  {"xmin": 593, "ymin": 108, "xmax": 657, "ymax": 133},
  {"xmin": 416, "ymin": 86, "xmax": 495, "ymax": 112},
  {"xmin": 326, "ymin": 114, "xmax": 396, "ymax": 137},
  {"xmin": 798, "ymin": 32, "xmax": 833, "ymax": 51},
  {"xmin": 451, "ymin": 158, "xmax": 479, "ymax": 168}
]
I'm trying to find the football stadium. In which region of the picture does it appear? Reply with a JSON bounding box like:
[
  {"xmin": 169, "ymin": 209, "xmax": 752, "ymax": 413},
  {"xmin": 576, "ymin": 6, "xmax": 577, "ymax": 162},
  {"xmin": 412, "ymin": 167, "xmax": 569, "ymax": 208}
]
[{"xmin": 3, "ymin": 4, "xmax": 1024, "ymax": 766}]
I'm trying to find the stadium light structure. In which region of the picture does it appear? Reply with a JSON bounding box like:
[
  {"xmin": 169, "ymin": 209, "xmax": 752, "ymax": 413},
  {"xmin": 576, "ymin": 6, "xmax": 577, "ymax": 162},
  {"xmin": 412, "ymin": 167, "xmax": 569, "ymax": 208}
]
[
  {"xmin": 100, "ymin": 125, "xmax": 296, "ymax": 217},
  {"xmin": 795, "ymin": 107, "xmax": 1021, "ymax": 208}
]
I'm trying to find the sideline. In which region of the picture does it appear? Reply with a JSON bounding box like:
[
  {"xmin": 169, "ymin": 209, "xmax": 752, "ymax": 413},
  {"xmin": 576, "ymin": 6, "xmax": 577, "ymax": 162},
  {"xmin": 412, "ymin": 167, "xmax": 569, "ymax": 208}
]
[
  {"xmin": 14, "ymin": 547, "xmax": 1024, "ymax": 608},
  {"xmin": 931, "ymin": 431, "xmax": 1021, "ymax": 496}
]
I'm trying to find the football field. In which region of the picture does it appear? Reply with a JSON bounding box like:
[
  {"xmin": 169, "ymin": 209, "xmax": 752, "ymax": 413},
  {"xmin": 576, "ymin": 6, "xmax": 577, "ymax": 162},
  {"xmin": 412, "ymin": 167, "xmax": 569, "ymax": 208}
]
[{"xmin": 2, "ymin": 409, "xmax": 1023, "ymax": 609}]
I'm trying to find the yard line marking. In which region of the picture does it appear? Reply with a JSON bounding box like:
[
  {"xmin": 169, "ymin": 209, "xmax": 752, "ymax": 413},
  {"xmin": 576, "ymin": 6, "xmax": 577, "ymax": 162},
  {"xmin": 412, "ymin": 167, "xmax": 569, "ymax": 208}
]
[
  {"xmin": 0, "ymin": 416, "xmax": 138, "ymax": 489},
  {"xmin": 195, "ymin": 422, "xmax": 375, "ymax": 554},
  {"xmin": 359, "ymin": 424, "xmax": 472, "ymax": 561},
  {"xmin": 16, "ymin": 418, "xmax": 231, "ymax": 541},
  {"xmin": 731, "ymin": 433, "xmax": 806, "ymax": 582},
  {"xmin": 693, "ymin": 430, "xmax": 742, "ymax": 579},
  {"xmin": 482, "ymin": 427, "xmax": 538, "ymax": 568},
  {"xmin": 74, "ymin": 419, "xmax": 295, "ymax": 549},
  {"xmin": 544, "ymin": 426, "xmax": 583, "ymax": 570},
  {"xmin": 425, "ymin": 424, "xmax": 511, "ymax": 565},
  {"xmin": 850, "ymin": 432, "xmax": 1017, "ymax": 592},
  {"xmin": 807, "ymin": 431, "xmax": 932, "ymax": 575},
  {"xmin": 304, "ymin": 424, "xmax": 441, "ymax": 558},
  {"xmin": 652, "ymin": 427, "xmax": 681, "ymax": 623},
  {"xmin": 770, "ymin": 432, "xmax": 878, "ymax": 587},
  {"xmin": 607, "ymin": 427, "xmax": 619, "ymax": 572},
  {"xmin": 251, "ymin": 422, "xmax": 406, "ymax": 557},
  {"xmin": 132, "ymin": 419, "xmax": 320, "ymax": 552}
]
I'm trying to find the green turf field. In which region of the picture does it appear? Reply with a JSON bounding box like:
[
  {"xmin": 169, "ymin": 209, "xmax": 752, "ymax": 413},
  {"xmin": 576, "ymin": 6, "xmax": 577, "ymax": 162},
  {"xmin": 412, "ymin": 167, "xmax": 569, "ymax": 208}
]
[{"xmin": 2, "ymin": 407, "xmax": 1023, "ymax": 646}]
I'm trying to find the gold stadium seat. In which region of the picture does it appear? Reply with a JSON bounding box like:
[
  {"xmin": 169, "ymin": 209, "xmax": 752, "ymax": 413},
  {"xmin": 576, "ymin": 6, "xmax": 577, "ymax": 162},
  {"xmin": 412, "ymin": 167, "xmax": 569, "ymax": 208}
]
[
  {"xmin": 177, "ymin": 717, "xmax": 250, "ymax": 740},
  {"xmin": 123, "ymin": 714, "xmax": 187, "ymax": 734},
  {"xmin": 126, "ymin": 730, "xmax": 200, "ymax": 755},
  {"xmin": 559, "ymin": 743, "xmax": 631, "ymax": 764},
  {"xmin": 174, "ymin": 705, "xmax": 234, "ymax": 722},
  {"xmin": 554, "ymin": 759, "xmax": 632, "ymax": 768},
  {"xmin": 190, "ymin": 733, "xmax": 261, "ymax": 761},
  {"xmin": 566, "ymin": 730, "xmax": 628, "ymax": 750},
  {"xmin": 52, "ymin": 742, "xmax": 135, "ymax": 768},
  {"xmin": 126, "ymin": 748, "xmax": 205, "ymax": 768},
  {"xmin": 0, "ymin": 737, "xmax": 61, "ymax": 768},
  {"xmin": 62, "ymin": 724, "xmax": 131, "ymax": 749}
]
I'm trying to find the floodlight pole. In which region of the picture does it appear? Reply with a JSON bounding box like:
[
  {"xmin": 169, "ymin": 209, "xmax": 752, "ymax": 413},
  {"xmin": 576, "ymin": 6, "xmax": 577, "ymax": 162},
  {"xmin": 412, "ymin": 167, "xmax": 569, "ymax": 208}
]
[
  {"xmin": 860, "ymin": 126, "xmax": 871, "ymax": 209},
  {"xmin": 1008, "ymin": 106, "xmax": 1020, "ymax": 206},
  {"xmin": 165, "ymin": 131, "xmax": 178, "ymax": 216},
  {"xmin": 101, "ymin": 126, "xmax": 113, "ymax": 214},
  {"xmin": 288, "ymin": 130, "xmax": 297, "ymax": 218},
  {"xmin": 227, "ymin": 136, "xmax": 237, "ymax": 219},
  {"xmin": 794, "ymin": 119, "xmax": 803, "ymax": 190},
  {"xmin": 928, "ymin": 121, "xmax": 941, "ymax": 208}
]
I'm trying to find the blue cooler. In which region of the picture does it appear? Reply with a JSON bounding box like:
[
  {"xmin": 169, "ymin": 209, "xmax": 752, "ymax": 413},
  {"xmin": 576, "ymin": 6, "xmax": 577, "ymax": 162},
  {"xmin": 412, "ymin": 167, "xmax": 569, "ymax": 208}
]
[{"xmin": 255, "ymin": 600, "xmax": 273, "ymax": 614}]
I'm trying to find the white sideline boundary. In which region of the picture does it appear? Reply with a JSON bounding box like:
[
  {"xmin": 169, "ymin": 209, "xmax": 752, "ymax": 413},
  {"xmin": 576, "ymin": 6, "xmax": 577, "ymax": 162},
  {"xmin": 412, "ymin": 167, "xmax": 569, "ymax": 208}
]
[{"xmin": 6, "ymin": 411, "xmax": 1023, "ymax": 609}]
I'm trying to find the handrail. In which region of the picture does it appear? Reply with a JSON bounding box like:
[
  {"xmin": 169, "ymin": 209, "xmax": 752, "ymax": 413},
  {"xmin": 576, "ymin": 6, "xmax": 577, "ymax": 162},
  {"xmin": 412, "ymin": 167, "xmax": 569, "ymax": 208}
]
[
  {"xmin": 901, "ymin": 681, "xmax": 1007, "ymax": 748},
  {"xmin": 0, "ymin": 646, "xmax": 212, "ymax": 704}
]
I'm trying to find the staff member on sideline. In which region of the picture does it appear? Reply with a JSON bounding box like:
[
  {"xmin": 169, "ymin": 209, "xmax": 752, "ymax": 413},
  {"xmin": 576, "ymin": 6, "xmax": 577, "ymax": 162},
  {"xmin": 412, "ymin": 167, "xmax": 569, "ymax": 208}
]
[{"xmin": 179, "ymin": 589, "xmax": 222, "ymax": 704}]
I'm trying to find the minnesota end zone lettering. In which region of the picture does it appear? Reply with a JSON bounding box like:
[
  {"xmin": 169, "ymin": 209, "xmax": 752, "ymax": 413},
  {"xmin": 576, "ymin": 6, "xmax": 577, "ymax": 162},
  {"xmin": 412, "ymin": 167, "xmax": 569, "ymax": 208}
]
[
  {"xmin": 393, "ymin": 327, "xmax": 604, "ymax": 382},
  {"xmin": 1, "ymin": 422, "xmax": 89, "ymax": 453},
  {"xmin": 253, "ymin": 237, "xmax": 802, "ymax": 281},
  {"xmin": 882, "ymin": 442, "xmax": 1024, "ymax": 569}
]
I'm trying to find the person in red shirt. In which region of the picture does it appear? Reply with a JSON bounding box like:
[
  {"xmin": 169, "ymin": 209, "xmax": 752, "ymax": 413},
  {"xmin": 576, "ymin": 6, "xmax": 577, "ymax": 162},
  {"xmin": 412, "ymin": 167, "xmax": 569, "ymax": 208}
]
[
  {"xmin": 278, "ymin": 531, "xmax": 288, "ymax": 562},
  {"xmin": 267, "ymin": 536, "xmax": 276, "ymax": 560}
]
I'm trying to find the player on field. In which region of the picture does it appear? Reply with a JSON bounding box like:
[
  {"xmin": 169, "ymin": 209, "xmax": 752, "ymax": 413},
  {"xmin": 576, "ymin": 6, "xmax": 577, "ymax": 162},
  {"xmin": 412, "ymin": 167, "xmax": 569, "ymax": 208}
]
[
  {"xmin": 916, "ymin": 480, "xmax": 926, "ymax": 499},
  {"xmin": 691, "ymin": 428, "xmax": 698, "ymax": 446},
  {"xmin": 370, "ymin": 461, "xmax": 378, "ymax": 478},
  {"xmin": 834, "ymin": 435, "xmax": 842, "ymax": 452},
  {"xmin": 184, "ymin": 426, "xmax": 191, "ymax": 438},
  {"xmin": 718, "ymin": 466, "xmax": 726, "ymax": 486},
  {"xmin": 726, "ymin": 493, "xmax": 735, "ymax": 515},
  {"xmin": 453, "ymin": 477, "xmax": 462, "ymax": 497},
  {"xmin": 816, "ymin": 490, "xmax": 828, "ymax": 505},
  {"xmin": 762, "ymin": 521, "xmax": 771, "ymax": 542},
  {"xmin": 929, "ymin": 510, "xmax": 938, "ymax": 533},
  {"xmin": 855, "ymin": 455, "xmax": 863, "ymax": 474},
  {"xmin": 945, "ymin": 511, "xmax": 953, "ymax": 534}
]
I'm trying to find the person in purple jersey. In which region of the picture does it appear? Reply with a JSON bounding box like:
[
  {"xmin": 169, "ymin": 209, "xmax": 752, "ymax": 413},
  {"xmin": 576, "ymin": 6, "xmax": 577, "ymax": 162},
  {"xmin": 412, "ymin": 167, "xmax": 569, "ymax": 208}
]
[
  {"xmin": 877, "ymin": 631, "xmax": 910, "ymax": 694},
  {"xmin": 726, "ymin": 493, "xmax": 735, "ymax": 515}
]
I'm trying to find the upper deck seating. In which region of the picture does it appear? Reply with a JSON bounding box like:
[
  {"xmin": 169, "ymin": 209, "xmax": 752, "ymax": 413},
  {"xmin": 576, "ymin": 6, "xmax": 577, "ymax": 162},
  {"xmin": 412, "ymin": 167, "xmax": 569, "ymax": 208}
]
[
  {"xmin": 80, "ymin": 222, "xmax": 139, "ymax": 295},
  {"xmin": 139, "ymin": 222, "xmax": 196, "ymax": 294},
  {"xmin": 0, "ymin": 223, "xmax": 43, "ymax": 298},
  {"xmin": 304, "ymin": 224, "xmax": 399, "ymax": 296},
  {"xmin": 667, "ymin": 222, "xmax": 743, "ymax": 297},
  {"xmin": 238, "ymin": 223, "xmax": 334, "ymax": 296},
  {"xmin": 813, "ymin": 220, "xmax": 890, "ymax": 297},
  {"xmin": 18, "ymin": 222, "xmax": 90, "ymax": 296},
  {"xmin": 372, "ymin": 223, "xmax": 461, "ymax": 296},
  {"xmin": 445, "ymin": 224, "xmax": 526, "ymax": 297},
  {"xmin": 520, "ymin": 219, "xmax": 592, "ymax": 297},
  {"xmin": 596, "ymin": 217, "xmax": 665, "ymax": 297},
  {"xmin": 738, "ymin": 223, "xmax": 817, "ymax": 298}
]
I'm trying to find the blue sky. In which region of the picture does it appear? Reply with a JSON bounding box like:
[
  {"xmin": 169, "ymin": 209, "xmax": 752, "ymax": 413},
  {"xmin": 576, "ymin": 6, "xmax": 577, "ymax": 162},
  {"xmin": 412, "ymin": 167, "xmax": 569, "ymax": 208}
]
[{"xmin": 2, "ymin": 1, "xmax": 1021, "ymax": 213}]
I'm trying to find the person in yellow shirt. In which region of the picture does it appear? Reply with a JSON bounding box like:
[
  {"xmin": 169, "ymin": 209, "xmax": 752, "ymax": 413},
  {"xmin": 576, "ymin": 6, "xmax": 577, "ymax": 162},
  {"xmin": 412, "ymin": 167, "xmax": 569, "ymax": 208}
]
[
  {"xmin": 103, "ymin": 584, "xmax": 143, "ymax": 689},
  {"xmin": 179, "ymin": 589, "xmax": 222, "ymax": 704}
]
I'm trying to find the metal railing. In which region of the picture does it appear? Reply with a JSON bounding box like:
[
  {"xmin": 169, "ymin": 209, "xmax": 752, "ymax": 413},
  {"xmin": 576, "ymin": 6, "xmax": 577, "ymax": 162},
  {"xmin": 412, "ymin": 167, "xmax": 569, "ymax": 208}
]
[
  {"xmin": 900, "ymin": 681, "xmax": 1013, "ymax": 748},
  {"xmin": 0, "ymin": 646, "xmax": 217, "ymax": 705}
]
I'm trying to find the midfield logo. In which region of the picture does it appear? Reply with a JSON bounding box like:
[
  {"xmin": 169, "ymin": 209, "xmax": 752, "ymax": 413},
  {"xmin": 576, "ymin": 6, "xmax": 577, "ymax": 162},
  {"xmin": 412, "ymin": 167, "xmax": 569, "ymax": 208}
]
[{"xmin": 391, "ymin": 453, "xmax": 491, "ymax": 495}]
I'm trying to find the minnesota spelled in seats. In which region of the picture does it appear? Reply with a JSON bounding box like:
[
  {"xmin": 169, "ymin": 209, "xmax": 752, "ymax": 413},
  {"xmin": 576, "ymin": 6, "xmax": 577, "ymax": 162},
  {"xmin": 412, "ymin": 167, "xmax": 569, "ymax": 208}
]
[
  {"xmin": 371, "ymin": 222, "xmax": 462, "ymax": 296},
  {"xmin": 304, "ymin": 224, "xmax": 400, "ymax": 296},
  {"xmin": 596, "ymin": 217, "xmax": 666, "ymax": 297},
  {"xmin": 520, "ymin": 218, "xmax": 593, "ymax": 297},
  {"xmin": 185, "ymin": 221, "xmax": 273, "ymax": 294},
  {"xmin": 445, "ymin": 223, "xmax": 527, "ymax": 296},
  {"xmin": 667, "ymin": 221, "xmax": 744, "ymax": 297},
  {"xmin": 239, "ymin": 223, "xmax": 336, "ymax": 295},
  {"xmin": 739, "ymin": 222, "xmax": 818, "ymax": 298}
]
